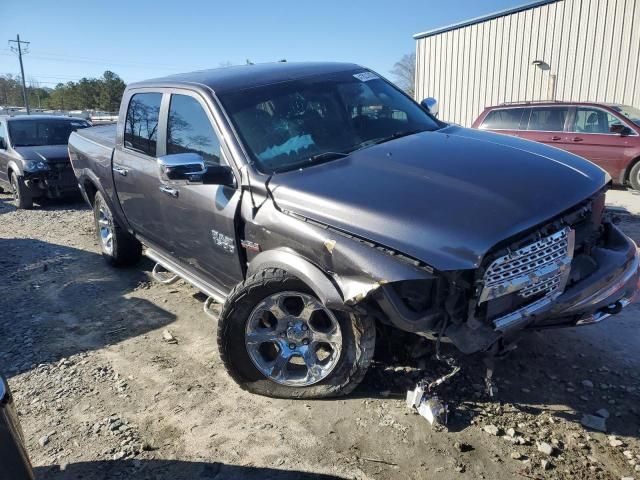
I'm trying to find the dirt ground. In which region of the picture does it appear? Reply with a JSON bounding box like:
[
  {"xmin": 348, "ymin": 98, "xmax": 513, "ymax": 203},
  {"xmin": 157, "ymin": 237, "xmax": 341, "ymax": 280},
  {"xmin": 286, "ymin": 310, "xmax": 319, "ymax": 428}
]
[{"xmin": 1, "ymin": 188, "xmax": 639, "ymax": 480}]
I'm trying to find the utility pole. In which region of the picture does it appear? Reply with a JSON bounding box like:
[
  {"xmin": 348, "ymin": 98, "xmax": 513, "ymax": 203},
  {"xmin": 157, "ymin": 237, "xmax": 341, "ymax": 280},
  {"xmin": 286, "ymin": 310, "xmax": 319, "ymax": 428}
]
[{"xmin": 8, "ymin": 34, "xmax": 30, "ymax": 114}]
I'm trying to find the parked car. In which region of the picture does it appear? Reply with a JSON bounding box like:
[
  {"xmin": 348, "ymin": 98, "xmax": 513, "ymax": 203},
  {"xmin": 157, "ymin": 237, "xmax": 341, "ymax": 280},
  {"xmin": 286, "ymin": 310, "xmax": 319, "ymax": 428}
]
[
  {"xmin": 0, "ymin": 375, "xmax": 34, "ymax": 480},
  {"xmin": 68, "ymin": 62, "xmax": 638, "ymax": 399},
  {"xmin": 472, "ymin": 101, "xmax": 640, "ymax": 190},
  {"xmin": 0, "ymin": 115, "xmax": 91, "ymax": 208}
]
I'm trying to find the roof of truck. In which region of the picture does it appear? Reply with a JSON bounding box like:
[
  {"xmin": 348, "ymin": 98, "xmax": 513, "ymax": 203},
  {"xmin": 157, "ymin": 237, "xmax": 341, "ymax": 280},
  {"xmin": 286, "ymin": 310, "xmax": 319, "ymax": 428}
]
[
  {"xmin": 131, "ymin": 62, "xmax": 363, "ymax": 94},
  {"xmin": 1, "ymin": 114, "xmax": 87, "ymax": 122}
]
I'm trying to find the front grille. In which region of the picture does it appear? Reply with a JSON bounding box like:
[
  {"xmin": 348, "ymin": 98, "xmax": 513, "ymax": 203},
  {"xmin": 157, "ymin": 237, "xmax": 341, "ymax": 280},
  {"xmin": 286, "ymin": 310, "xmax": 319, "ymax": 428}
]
[
  {"xmin": 49, "ymin": 163, "xmax": 77, "ymax": 187},
  {"xmin": 479, "ymin": 227, "xmax": 575, "ymax": 304}
]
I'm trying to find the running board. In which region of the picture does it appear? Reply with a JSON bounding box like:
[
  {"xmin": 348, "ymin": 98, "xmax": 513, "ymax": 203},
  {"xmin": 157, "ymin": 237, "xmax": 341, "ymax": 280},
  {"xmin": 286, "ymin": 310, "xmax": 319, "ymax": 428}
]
[{"xmin": 145, "ymin": 247, "xmax": 227, "ymax": 304}]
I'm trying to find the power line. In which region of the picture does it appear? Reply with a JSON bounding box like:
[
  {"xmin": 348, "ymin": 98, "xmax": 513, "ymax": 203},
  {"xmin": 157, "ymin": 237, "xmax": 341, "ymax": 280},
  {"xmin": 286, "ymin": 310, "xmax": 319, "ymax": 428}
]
[{"xmin": 8, "ymin": 34, "xmax": 30, "ymax": 114}]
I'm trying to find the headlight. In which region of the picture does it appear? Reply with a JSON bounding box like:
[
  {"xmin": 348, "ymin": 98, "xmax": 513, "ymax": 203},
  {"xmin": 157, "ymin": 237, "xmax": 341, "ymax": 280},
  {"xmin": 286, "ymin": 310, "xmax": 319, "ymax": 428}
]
[{"xmin": 24, "ymin": 160, "xmax": 49, "ymax": 172}]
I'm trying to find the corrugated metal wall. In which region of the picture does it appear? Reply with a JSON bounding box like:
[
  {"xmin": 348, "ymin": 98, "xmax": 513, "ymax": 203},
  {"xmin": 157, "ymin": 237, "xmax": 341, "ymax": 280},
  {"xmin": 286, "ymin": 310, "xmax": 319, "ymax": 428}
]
[{"xmin": 415, "ymin": 0, "xmax": 640, "ymax": 126}]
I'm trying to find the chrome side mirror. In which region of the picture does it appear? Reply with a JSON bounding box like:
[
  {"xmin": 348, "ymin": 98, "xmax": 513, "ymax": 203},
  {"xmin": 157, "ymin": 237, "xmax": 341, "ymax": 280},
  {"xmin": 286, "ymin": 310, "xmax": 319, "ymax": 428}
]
[
  {"xmin": 421, "ymin": 97, "xmax": 439, "ymax": 117},
  {"xmin": 157, "ymin": 153, "xmax": 205, "ymax": 183}
]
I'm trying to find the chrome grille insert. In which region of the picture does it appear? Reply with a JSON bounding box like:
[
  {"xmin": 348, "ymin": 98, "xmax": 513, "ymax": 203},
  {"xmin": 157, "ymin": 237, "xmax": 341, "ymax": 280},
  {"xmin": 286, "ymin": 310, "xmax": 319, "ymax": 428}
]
[{"xmin": 479, "ymin": 227, "xmax": 575, "ymax": 304}]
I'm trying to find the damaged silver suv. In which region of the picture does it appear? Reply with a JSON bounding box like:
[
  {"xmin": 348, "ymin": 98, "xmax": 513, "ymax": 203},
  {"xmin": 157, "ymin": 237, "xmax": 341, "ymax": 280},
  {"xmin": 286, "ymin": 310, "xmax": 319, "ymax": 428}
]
[{"xmin": 68, "ymin": 62, "xmax": 639, "ymax": 398}]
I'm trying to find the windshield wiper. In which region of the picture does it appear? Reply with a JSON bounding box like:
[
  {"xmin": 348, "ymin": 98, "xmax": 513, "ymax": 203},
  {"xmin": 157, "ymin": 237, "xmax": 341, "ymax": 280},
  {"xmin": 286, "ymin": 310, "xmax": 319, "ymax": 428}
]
[
  {"xmin": 272, "ymin": 151, "xmax": 350, "ymax": 173},
  {"xmin": 351, "ymin": 129, "xmax": 428, "ymax": 153},
  {"xmin": 308, "ymin": 151, "xmax": 350, "ymax": 163}
]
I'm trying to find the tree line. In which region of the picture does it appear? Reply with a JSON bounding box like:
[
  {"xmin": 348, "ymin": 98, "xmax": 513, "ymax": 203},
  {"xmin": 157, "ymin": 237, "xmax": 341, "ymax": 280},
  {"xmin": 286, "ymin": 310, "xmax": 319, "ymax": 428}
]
[{"xmin": 0, "ymin": 70, "xmax": 126, "ymax": 112}]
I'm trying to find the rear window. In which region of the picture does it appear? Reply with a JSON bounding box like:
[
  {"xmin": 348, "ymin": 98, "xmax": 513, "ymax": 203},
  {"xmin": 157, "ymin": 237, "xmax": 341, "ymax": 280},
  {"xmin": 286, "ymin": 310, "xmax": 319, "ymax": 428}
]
[
  {"xmin": 124, "ymin": 92, "xmax": 162, "ymax": 156},
  {"xmin": 480, "ymin": 108, "xmax": 526, "ymax": 130},
  {"xmin": 525, "ymin": 107, "xmax": 568, "ymax": 132}
]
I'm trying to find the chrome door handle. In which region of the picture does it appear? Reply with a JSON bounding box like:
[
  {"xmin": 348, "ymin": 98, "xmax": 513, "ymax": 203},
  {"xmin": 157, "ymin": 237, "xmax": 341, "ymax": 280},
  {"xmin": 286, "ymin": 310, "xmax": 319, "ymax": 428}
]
[
  {"xmin": 551, "ymin": 136, "xmax": 561, "ymax": 141},
  {"xmin": 572, "ymin": 137, "xmax": 583, "ymax": 142},
  {"xmin": 159, "ymin": 185, "xmax": 179, "ymax": 198},
  {"xmin": 113, "ymin": 165, "xmax": 128, "ymax": 176}
]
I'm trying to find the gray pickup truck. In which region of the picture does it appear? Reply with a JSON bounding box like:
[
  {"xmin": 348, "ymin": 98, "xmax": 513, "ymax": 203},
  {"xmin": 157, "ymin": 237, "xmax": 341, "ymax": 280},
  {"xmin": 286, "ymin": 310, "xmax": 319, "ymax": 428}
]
[
  {"xmin": 68, "ymin": 62, "xmax": 639, "ymax": 398},
  {"xmin": 0, "ymin": 115, "xmax": 91, "ymax": 208}
]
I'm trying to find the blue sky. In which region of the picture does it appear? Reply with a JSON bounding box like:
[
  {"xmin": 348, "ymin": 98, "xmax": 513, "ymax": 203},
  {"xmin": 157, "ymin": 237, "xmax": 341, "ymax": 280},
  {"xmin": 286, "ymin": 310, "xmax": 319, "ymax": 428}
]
[{"xmin": 1, "ymin": 0, "xmax": 523, "ymax": 86}]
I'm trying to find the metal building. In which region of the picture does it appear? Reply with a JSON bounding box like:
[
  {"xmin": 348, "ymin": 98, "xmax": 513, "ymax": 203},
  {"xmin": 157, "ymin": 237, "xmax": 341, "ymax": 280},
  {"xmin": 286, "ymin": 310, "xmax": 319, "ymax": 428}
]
[{"xmin": 414, "ymin": 0, "xmax": 640, "ymax": 126}]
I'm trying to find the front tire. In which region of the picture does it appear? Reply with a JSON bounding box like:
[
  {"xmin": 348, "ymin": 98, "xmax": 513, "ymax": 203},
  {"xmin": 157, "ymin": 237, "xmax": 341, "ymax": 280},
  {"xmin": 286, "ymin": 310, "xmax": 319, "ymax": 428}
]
[
  {"xmin": 10, "ymin": 172, "xmax": 33, "ymax": 209},
  {"xmin": 93, "ymin": 191, "xmax": 142, "ymax": 267},
  {"xmin": 218, "ymin": 268, "xmax": 375, "ymax": 398}
]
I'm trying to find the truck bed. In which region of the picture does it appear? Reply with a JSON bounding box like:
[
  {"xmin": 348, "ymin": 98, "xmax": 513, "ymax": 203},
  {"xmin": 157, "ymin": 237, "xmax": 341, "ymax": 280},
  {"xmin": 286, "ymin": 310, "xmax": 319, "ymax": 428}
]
[
  {"xmin": 77, "ymin": 123, "xmax": 117, "ymax": 149},
  {"xmin": 68, "ymin": 123, "xmax": 118, "ymax": 207}
]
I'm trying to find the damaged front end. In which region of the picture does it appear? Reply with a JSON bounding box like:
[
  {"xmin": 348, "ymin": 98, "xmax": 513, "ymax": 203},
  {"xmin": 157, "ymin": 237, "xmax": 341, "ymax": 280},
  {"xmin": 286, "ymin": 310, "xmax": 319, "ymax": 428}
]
[
  {"xmin": 360, "ymin": 189, "xmax": 638, "ymax": 355},
  {"xmin": 22, "ymin": 160, "xmax": 79, "ymax": 199}
]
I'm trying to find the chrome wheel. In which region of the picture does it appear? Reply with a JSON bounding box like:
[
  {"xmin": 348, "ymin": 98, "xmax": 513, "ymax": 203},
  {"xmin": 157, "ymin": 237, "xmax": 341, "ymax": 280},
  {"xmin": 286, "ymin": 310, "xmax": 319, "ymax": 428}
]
[
  {"xmin": 97, "ymin": 204, "xmax": 114, "ymax": 255},
  {"xmin": 10, "ymin": 175, "xmax": 18, "ymax": 202},
  {"xmin": 245, "ymin": 291, "xmax": 343, "ymax": 387}
]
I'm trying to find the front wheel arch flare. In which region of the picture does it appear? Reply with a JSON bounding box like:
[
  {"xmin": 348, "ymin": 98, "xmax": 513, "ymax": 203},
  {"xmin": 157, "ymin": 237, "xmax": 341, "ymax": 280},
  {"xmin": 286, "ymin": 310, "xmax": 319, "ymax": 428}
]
[{"xmin": 247, "ymin": 250, "xmax": 345, "ymax": 310}]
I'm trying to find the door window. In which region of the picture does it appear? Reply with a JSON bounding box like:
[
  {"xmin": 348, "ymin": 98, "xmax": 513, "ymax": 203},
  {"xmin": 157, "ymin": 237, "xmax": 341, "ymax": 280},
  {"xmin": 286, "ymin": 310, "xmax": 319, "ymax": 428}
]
[
  {"xmin": 571, "ymin": 107, "xmax": 622, "ymax": 134},
  {"xmin": 166, "ymin": 94, "xmax": 222, "ymax": 166},
  {"xmin": 525, "ymin": 107, "xmax": 568, "ymax": 132},
  {"xmin": 479, "ymin": 108, "xmax": 527, "ymax": 130},
  {"xmin": 124, "ymin": 92, "xmax": 162, "ymax": 156}
]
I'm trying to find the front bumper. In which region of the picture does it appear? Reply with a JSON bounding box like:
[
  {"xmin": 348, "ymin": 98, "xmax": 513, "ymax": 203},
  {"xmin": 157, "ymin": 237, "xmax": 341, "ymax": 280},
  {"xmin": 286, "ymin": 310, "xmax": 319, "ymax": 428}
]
[
  {"xmin": 494, "ymin": 224, "xmax": 639, "ymax": 333},
  {"xmin": 24, "ymin": 163, "xmax": 79, "ymax": 198}
]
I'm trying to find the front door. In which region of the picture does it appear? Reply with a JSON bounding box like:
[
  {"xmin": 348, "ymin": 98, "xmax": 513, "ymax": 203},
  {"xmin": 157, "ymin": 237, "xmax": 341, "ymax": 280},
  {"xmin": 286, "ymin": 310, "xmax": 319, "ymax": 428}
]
[
  {"xmin": 562, "ymin": 107, "xmax": 632, "ymax": 179},
  {"xmin": 158, "ymin": 91, "xmax": 244, "ymax": 290},
  {"xmin": 112, "ymin": 90, "xmax": 169, "ymax": 249}
]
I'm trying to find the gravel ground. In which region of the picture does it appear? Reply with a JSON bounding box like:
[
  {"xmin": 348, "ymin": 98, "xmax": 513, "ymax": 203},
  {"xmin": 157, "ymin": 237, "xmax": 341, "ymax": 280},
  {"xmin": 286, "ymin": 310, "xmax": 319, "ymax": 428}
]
[{"xmin": 1, "ymin": 189, "xmax": 639, "ymax": 480}]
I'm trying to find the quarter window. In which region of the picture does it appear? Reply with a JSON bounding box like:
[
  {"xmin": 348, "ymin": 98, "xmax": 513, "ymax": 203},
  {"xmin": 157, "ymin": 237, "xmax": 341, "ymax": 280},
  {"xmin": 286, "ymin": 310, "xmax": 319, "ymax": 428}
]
[
  {"xmin": 571, "ymin": 108, "xmax": 622, "ymax": 134},
  {"xmin": 525, "ymin": 107, "xmax": 568, "ymax": 132},
  {"xmin": 124, "ymin": 92, "xmax": 162, "ymax": 156},
  {"xmin": 480, "ymin": 108, "xmax": 526, "ymax": 130},
  {"xmin": 167, "ymin": 94, "xmax": 222, "ymax": 166}
]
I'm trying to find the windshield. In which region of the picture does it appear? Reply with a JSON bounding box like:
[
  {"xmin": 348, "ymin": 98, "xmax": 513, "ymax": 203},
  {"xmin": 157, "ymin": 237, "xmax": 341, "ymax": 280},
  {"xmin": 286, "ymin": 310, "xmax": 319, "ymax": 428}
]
[
  {"xmin": 610, "ymin": 105, "xmax": 640, "ymax": 127},
  {"xmin": 8, "ymin": 118, "xmax": 90, "ymax": 147},
  {"xmin": 219, "ymin": 70, "xmax": 442, "ymax": 172}
]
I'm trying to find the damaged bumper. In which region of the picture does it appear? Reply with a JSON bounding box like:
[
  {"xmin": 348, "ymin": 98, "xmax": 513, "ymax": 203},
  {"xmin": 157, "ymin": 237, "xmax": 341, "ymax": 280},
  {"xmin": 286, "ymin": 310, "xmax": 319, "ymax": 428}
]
[
  {"xmin": 495, "ymin": 225, "xmax": 639, "ymax": 334},
  {"xmin": 23, "ymin": 162, "xmax": 79, "ymax": 199}
]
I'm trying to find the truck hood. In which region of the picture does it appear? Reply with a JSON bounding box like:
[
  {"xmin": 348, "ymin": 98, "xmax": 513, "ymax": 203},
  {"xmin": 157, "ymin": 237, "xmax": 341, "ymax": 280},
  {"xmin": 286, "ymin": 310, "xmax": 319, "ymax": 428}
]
[
  {"xmin": 268, "ymin": 125, "xmax": 608, "ymax": 271},
  {"xmin": 14, "ymin": 145, "xmax": 70, "ymax": 164}
]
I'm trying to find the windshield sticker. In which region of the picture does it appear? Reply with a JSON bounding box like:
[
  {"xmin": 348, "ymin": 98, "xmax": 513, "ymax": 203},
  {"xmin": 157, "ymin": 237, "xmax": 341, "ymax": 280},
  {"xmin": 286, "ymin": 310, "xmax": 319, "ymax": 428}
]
[
  {"xmin": 70, "ymin": 122, "xmax": 87, "ymax": 127},
  {"xmin": 258, "ymin": 134, "xmax": 314, "ymax": 161},
  {"xmin": 353, "ymin": 72, "xmax": 379, "ymax": 82}
]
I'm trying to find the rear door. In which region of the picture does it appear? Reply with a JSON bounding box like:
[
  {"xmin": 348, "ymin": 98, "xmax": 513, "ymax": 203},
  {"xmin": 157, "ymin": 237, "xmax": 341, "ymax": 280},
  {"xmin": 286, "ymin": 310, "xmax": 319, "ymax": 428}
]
[
  {"xmin": 562, "ymin": 106, "xmax": 634, "ymax": 179},
  {"xmin": 112, "ymin": 90, "xmax": 169, "ymax": 249},
  {"xmin": 158, "ymin": 90, "xmax": 244, "ymax": 290},
  {"xmin": 520, "ymin": 105, "xmax": 570, "ymax": 148}
]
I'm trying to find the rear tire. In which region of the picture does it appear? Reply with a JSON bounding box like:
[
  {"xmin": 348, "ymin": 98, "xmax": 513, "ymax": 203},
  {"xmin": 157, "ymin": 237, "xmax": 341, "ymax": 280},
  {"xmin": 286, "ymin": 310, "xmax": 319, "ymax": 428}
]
[
  {"xmin": 218, "ymin": 268, "xmax": 375, "ymax": 399},
  {"xmin": 10, "ymin": 172, "xmax": 33, "ymax": 209},
  {"xmin": 93, "ymin": 191, "xmax": 142, "ymax": 266},
  {"xmin": 629, "ymin": 161, "xmax": 640, "ymax": 192}
]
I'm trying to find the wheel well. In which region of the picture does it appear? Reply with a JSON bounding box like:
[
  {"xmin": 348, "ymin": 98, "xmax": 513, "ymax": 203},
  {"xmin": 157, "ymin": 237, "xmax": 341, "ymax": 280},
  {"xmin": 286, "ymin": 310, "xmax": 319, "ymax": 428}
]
[
  {"xmin": 623, "ymin": 157, "xmax": 640, "ymax": 185},
  {"xmin": 83, "ymin": 180, "xmax": 98, "ymax": 206}
]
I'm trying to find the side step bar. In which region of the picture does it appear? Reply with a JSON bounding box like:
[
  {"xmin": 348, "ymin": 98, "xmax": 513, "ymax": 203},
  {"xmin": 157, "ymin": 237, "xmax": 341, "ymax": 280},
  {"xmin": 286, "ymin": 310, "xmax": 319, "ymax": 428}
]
[{"xmin": 145, "ymin": 247, "xmax": 227, "ymax": 305}]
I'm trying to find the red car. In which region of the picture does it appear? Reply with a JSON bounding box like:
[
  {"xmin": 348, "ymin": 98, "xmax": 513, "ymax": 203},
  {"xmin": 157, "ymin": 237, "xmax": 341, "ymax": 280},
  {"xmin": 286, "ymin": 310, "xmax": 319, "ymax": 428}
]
[{"xmin": 472, "ymin": 102, "xmax": 640, "ymax": 190}]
